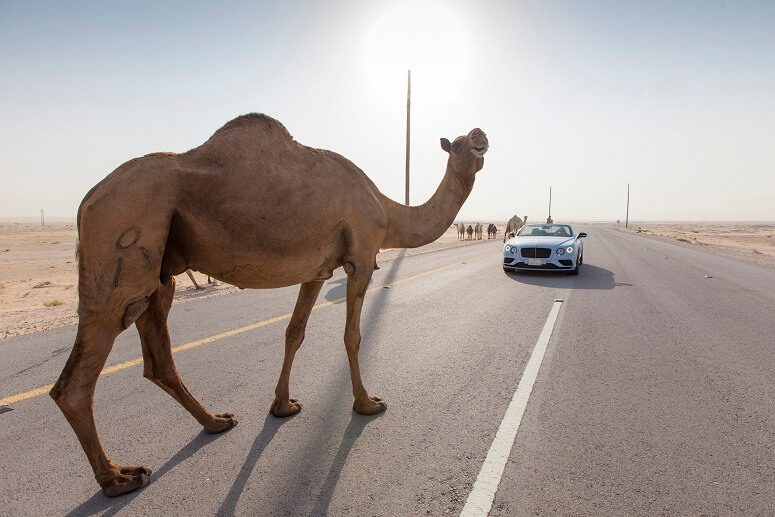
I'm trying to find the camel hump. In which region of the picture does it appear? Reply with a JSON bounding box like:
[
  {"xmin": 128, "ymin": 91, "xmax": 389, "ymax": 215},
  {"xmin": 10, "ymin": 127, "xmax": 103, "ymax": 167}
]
[
  {"xmin": 143, "ymin": 152, "xmax": 178, "ymax": 158},
  {"xmin": 212, "ymin": 113, "xmax": 292, "ymax": 140}
]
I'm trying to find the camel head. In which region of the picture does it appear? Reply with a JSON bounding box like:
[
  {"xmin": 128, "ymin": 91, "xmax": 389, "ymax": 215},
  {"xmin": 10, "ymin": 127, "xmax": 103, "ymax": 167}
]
[{"xmin": 440, "ymin": 128, "xmax": 488, "ymax": 177}]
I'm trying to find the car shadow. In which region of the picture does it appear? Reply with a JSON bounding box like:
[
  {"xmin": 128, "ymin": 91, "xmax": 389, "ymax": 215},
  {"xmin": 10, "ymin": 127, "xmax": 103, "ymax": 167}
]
[{"xmin": 504, "ymin": 264, "xmax": 632, "ymax": 290}]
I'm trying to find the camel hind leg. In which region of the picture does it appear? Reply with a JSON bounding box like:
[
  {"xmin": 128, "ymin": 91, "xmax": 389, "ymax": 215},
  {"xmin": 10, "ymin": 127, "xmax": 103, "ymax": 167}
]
[
  {"xmin": 50, "ymin": 315, "xmax": 152, "ymax": 497},
  {"xmin": 135, "ymin": 277, "xmax": 237, "ymax": 433}
]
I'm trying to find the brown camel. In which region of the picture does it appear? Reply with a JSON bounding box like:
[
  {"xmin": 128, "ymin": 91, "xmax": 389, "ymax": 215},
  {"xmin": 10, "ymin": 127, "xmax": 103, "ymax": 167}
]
[
  {"xmin": 184, "ymin": 269, "xmax": 205, "ymax": 289},
  {"xmin": 474, "ymin": 223, "xmax": 483, "ymax": 240},
  {"xmin": 184, "ymin": 269, "xmax": 219, "ymax": 289},
  {"xmin": 50, "ymin": 113, "xmax": 488, "ymax": 497},
  {"xmin": 487, "ymin": 223, "xmax": 496, "ymax": 239},
  {"xmin": 466, "ymin": 224, "xmax": 474, "ymax": 240},
  {"xmin": 503, "ymin": 214, "xmax": 526, "ymax": 242}
]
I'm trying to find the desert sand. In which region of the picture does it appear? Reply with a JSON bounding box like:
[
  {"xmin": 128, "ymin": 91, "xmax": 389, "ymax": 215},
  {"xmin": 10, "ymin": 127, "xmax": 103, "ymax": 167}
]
[
  {"xmin": 0, "ymin": 222, "xmax": 494, "ymax": 339},
  {"xmin": 623, "ymin": 222, "xmax": 775, "ymax": 268}
]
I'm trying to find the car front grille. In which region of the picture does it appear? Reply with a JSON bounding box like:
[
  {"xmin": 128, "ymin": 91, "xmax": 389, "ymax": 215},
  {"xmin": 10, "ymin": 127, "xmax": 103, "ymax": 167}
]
[
  {"xmin": 520, "ymin": 247, "xmax": 551, "ymax": 258},
  {"xmin": 514, "ymin": 262, "xmax": 562, "ymax": 269}
]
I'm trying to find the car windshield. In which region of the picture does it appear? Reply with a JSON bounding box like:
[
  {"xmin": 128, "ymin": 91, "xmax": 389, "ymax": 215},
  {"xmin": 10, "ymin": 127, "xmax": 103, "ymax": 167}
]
[{"xmin": 516, "ymin": 224, "xmax": 574, "ymax": 237}]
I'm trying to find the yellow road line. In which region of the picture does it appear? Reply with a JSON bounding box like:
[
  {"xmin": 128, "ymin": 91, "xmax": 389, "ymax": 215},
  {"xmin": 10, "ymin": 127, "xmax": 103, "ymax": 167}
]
[{"xmin": 0, "ymin": 249, "xmax": 497, "ymax": 407}]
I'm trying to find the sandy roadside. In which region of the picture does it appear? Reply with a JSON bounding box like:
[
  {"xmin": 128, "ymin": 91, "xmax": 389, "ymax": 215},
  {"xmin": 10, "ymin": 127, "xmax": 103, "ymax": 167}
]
[
  {"xmin": 0, "ymin": 223, "xmax": 496, "ymax": 340},
  {"xmin": 619, "ymin": 222, "xmax": 775, "ymax": 269}
]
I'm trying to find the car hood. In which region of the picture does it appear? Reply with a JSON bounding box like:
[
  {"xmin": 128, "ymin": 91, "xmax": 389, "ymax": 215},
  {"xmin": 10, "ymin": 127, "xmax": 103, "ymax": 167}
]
[{"xmin": 506, "ymin": 236, "xmax": 576, "ymax": 248}]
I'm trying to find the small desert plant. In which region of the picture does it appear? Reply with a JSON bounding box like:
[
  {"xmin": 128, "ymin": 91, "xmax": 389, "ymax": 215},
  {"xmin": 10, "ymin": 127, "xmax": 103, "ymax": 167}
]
[
  {"xmin": 22, "ymin": 291, "xmax": 30, "ymax": 298},
  {"xmin": 44, "ymin": 300, "xmax": 65, "ymax": 307},
  {"xmin": 677, "ymin": 238, "xmax": 691, "ymax": 243}
]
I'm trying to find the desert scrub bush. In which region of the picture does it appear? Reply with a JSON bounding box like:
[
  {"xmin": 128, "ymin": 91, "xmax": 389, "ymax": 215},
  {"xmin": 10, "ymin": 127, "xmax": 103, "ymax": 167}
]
[{"xmin": 43, "ymin": 300, "xmax": 65, "ymax": 307}]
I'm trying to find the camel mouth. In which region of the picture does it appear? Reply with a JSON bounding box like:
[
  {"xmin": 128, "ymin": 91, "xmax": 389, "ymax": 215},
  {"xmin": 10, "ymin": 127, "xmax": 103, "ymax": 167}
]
[{"xmin": 471, "ymin": 145, "xmax": 488, "ymax": 157}]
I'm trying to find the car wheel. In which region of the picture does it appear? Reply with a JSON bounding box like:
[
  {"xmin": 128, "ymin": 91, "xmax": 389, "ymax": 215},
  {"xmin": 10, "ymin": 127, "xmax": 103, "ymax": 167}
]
[
  {"xmin": 568, "ymin": 259, "xmax": 580, "ymax": 275},
  {"xmin": 579, "ymin": 252, "xmax": 583, "ymax": 265}
]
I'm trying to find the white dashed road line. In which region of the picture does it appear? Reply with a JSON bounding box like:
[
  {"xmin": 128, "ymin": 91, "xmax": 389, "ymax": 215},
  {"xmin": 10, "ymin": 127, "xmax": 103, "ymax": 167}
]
[{"xmin": 460, "ymin": 299, "xmax": 564, "ymax": 517}]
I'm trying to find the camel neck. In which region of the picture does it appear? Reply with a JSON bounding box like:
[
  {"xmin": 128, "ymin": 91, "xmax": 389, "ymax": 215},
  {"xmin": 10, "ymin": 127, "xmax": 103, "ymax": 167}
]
[{"xmin": 379, "ymin": 166, "xmax": 474, "ymax": 249}]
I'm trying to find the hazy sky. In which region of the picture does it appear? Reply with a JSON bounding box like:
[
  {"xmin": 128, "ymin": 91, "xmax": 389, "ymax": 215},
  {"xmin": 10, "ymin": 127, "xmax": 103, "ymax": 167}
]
[{"xmin": 1, "ymin": 0, "xmax": 774, "ymax": 222}]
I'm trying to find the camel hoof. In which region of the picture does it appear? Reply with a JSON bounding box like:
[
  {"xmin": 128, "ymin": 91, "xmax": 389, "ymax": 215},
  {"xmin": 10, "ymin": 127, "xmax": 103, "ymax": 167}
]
[
  {"xmin": 353, "ymin": 396, "xmax": 387, "ymax": 415},
  {"xmin": 204, "ymin": 413, "xmax": 238, "ymax": 434},
  {"xmin": 101, "ymin": 466, "xmax": 152, "ymax": 498},
  {"xmin": 270, "ymin": 398, "xmax": 302, "ymax": 418}
]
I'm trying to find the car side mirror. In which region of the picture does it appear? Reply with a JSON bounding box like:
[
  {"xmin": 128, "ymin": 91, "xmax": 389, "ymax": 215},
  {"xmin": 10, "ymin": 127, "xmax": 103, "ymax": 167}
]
[
  {"xmin": 577, "ymin": 232, "xmax": 587, "ymax": 238},
  {"xmin": 508, "ymin": 232, "xmax": 516, "ymax": 238}
]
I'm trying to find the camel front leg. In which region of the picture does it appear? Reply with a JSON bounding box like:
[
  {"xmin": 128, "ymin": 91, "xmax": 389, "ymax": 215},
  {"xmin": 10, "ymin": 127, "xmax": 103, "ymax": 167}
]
[
  {"xmin": 344, "ymin": 268, "xmax": 387, "ymax": 415},
  {"xmin": 271, "ymin": 280, "xmax": 324, "ymax": 417}
]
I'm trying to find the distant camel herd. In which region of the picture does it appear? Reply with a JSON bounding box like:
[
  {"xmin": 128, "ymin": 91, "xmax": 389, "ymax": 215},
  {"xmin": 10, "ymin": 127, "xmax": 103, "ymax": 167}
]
[
  {"xmin": 456, "ymin": 222, "xmax": 501, "ymax": 241},
  {"xmin": 456, "ymin": 216, "xmax": 529, "ymax": 242}
]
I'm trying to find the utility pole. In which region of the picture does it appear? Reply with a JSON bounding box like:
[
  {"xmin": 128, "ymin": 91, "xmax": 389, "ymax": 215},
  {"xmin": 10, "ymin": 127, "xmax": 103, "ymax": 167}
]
[
  {"xmin": 40, "ymin": 209, "xmax": 44, "ymax": 226},
  {"xmin": 625, "ymin": 183, "xmax": 630, "ymax": 229},
  {"xmin": 405, "ymin": 69, "xmax": 411, "ymax": 206},
  {"xmin": 548, "ymin": 186, "xmax": 552, "ymax": 222}
]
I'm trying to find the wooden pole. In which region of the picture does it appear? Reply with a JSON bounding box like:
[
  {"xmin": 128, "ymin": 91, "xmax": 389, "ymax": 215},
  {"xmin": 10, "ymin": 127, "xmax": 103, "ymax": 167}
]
[
  {"xmin": 40, "ymin": 209, "xmax": 44, "ymax": 226},
  {"xmin": 405, "ymin": 69, "xmax": 411, "ymax": 206},
  {"xmin": 625, "ymin": 183, "xmax": 630, "ymax": 228},
  {"xmin": 548, "ymin": 186, "xmax": 552, "ymax": 220}
]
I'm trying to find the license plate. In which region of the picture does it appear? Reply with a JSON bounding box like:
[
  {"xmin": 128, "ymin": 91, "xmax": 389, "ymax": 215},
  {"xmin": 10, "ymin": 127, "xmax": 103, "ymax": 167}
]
[{"xmin": 527, "ymin": 258, "xmax": 545, "ymax": 266}]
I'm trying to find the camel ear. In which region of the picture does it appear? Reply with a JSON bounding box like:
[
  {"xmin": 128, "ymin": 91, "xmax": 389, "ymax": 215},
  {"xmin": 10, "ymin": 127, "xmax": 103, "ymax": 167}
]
[{"xmin": 440, "ymin": 138, "xmax": 451, "ymax": 153}]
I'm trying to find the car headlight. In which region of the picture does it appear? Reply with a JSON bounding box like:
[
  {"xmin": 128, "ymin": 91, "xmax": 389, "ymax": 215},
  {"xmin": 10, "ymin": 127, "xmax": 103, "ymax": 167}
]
[
  {"xmin": 566, "ymin": 246, "xmax": 574, "ymax": 253},
  {"xmin": 557, "ymin": 247, "xmax": 565, "ymax": 255}
]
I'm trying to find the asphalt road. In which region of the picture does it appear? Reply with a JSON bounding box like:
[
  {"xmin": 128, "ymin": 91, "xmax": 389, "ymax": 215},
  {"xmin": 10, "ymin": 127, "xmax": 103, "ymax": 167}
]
[{"xmin": 1, "ymin": 226, "xmax": 774, "ymax": 516}]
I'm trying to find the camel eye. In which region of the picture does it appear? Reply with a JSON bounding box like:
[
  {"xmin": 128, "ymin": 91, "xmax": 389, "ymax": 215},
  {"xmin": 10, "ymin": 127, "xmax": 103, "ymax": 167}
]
[{"xmin": 451, "ymin": 144, "xmax": 460, "ymax": 152}]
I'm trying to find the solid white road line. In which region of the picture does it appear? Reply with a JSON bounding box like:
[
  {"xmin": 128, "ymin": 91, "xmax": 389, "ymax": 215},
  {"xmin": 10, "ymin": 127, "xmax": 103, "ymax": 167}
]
[{"xmin": 460, "ymin": 299, "xmax": 564, "ymax": 517}]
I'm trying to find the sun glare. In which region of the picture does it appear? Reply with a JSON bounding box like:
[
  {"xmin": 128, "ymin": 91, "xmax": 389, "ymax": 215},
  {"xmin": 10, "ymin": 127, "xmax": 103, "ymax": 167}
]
[{"xmin": 363, "ymin": 1, "xmax": 473, "ymax": 101}]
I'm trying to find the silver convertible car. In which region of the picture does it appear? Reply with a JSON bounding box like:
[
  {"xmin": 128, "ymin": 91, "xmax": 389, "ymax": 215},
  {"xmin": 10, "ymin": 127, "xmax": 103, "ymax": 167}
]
[{"xmin": 503, "ymin": 224, "xmax": 587, "ymax": 275}]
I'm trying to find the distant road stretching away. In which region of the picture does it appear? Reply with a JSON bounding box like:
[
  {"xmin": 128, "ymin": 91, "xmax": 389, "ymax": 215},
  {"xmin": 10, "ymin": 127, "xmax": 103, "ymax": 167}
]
[{"xmin": 2, "ymin": 226, "xmax": 774, "ymax": 515}]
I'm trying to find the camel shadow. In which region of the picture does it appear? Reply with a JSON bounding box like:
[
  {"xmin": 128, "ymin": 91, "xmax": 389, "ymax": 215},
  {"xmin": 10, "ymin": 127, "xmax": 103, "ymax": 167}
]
[
  {"xmin": 65, "ymin": 428, "xmax": 230, "ymax": 517},
  {"xmin": 247, "ymin": 250, "xmax": 407, "ymax": 516},
  {"xmin": 215, "ymin": 414, "xmax": 293, "ymax": 516},
  {"xmin": 307, "ymin": 412, "xmax": 383, "ymax": 517},
  {"xmin": 324, "ymin": 276, "xmax": 373, "ymax": 302},
  {"xmin": 505, "ymin": 264, "xmax": 632, "ymax": 290}
]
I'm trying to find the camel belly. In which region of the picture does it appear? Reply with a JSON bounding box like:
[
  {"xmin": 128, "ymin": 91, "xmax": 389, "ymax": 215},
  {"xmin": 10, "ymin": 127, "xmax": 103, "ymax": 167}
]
[
  {"xmin": 199, "ymin": 250, "xmax": 341, "ymax": 289},
  {"xmin": 164, "ymin": 207, "xmax": 347, "ymax": 289}
]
